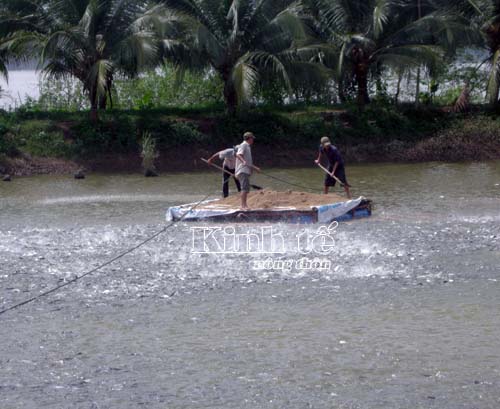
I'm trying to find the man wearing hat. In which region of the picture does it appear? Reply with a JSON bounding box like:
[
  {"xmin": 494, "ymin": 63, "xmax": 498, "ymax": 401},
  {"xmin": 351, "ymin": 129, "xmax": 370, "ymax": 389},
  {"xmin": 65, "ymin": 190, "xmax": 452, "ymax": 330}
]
[
  {"xmin": 315, "ymin": 136, "xmax": 351, "ymax": 198},
  {"xmin": 235, "ymin": 131, "xmax": 260, "ymax": 210}
]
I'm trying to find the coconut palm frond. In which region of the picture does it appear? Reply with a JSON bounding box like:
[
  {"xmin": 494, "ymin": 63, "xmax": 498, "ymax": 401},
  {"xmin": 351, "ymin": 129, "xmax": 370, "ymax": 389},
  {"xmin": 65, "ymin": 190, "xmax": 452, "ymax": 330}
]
[
  {"xmin": 116, "ymin": 30, "xmax": 158, "ymax": 76},
  {"xmin": 377, "ymin": 44, "xmax": 443, "ymax": 68},
  {"xmin": 0, "ymin": 52, "xmax": 7, "ymax": 81},
  {"xmin": 155, "ymin": 0, "xmax": 315, "ymax": 111},
  {"xmin": 287, "ymin": 59, "xmax": 332, "ymax": 87},
  {"xmin": 246, "ymin": 0, "xmax": 300, "ymax": 33},
  {"xmin": 228, "ymin": 0, "xmax": 243, "ymax": 43},
  {"xmin": 50, "ymin": 0, "xmax": 90, "ymax": 24},
  {"xmin": 373, "ymin": 0, "xmax": 392, "ymax": 39},
  {"xmin": 232, "ymin": 56, "xmax": 260, "ymax": 105},
  {"xmin": 88, "ymin": 58, "xmax": 113, "ymax": 99},
  {"xmin": 0, "ymin": 0, "xmax": 167, "ymax": 115},
  {"xmin": 0, "ymin": 36, "xmax": 11, "ymax": 80},
  {"xmin": 78, "ymin": 0, "xmax": 102, "ymax": 37},
  {"xmin": 161, "ymin": 38, "xmax": 198, "ymax": 68},
  {"xmin": 466, "ymin": 0, "xmax": 488, "ymax": 16},
  {"xmin": 337, "ymin": 41, "xmax": 347, "ymax": 79},
  {"xmin": 160, "ymin": 0, "xmax": 221, "ymax": 38},
  {"xmin": 1, "ymin": 31, "xmax": 43, "ymax": 63},
  {"xmin": 40, "ymin": 31, "xmax": 72, "ymax": 64},
  {"xmin": 247, "ymin": 50, "xmax": 292, "ymax": 91},
  {"xmin": 281, "ymin": 43, "xmax": 335, "ymax": 63},
  {"xmin": 387, "ymin": 11, "xmax": 475, "ymax": 51},
  {"xmin": 270, "ymin": 8, "xmax": 307, "ymax": 41}
]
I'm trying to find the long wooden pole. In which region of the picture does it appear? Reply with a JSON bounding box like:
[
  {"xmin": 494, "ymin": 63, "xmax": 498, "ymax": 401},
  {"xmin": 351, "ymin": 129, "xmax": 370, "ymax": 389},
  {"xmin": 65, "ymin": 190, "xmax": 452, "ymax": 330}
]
[
  {"xmin": 201, "ymin": 158, "xmax": 263, "ymax": 190},
  {"xmin": 316, "ymin": 162, "xmax": 345, "ymax": 187}
]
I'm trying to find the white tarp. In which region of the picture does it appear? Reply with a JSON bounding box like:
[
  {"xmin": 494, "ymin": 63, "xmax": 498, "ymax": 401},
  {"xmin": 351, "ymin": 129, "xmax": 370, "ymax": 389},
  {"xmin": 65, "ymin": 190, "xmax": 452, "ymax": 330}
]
[
  {"xmin": 316, "ymin": 197, "xmax": 363, "ymax": 223},
  {"xmin": 166, "ymin": 199, "xmax": 239, "ymax": 222}
]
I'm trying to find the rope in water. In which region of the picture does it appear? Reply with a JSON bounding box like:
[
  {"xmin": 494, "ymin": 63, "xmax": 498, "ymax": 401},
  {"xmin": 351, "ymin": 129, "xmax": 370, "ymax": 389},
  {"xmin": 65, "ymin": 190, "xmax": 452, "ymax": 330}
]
[{"xmin": 0, "ymin": 193, "xmax": 212, "ymax": 317}]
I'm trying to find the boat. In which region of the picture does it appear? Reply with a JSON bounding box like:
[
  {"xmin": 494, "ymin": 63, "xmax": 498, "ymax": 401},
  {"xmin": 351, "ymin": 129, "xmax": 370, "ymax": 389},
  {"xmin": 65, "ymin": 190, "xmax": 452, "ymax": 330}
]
[{"xmin": 166, "ymin": 191, "xmax": 372, "ymax": 224}]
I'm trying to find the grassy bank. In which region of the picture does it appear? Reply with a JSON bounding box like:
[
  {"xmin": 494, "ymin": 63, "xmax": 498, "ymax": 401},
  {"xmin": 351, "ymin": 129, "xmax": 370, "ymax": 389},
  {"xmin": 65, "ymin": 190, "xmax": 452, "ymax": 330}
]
[{"xmin": 1, "ymin": 104, "xmax": 499, "ymax": 176}]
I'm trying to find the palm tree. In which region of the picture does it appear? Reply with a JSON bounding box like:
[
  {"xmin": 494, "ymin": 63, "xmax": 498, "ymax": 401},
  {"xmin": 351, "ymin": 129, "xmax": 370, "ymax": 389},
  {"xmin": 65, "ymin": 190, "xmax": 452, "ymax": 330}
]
[
  {"xmin": 156, "ymin": 0, "xmax": 318, "ymax": 113},
  {"xmin": 3, "ymin": 0, "xmax": 159, "ymax": 121},
  {"xmin": 0, "ymin": 0, "xmax": 52, "ymax": 73},
  {"xmin": 0, "ymin": 48, "xmax": 7, "ymax": 80},
  {"xmin": 443, "ymin": 0, "xmax": 500, "ymax": 105},
  {"xmin": 303, "ymin": 0, "xmax": 466, "ymax": 107}
]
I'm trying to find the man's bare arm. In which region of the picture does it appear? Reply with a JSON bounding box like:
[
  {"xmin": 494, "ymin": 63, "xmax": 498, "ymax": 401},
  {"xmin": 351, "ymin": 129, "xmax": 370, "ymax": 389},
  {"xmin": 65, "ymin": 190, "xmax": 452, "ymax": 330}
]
[
  {"xmin": 236, "ymin": 153, "xmax": 246, "ymax": 165},
  {"xmin": 207, "ymin": 151, "xmax": 222, "ymax": 164}
]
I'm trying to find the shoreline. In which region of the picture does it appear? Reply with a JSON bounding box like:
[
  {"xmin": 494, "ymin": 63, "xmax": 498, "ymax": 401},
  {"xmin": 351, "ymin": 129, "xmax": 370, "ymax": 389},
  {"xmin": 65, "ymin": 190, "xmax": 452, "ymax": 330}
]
[
  {"xmin": 2, "ymin": 146, "xmax": 500, "ymax": 178},
  {"xmin": 2, "ymin": 107, "xmax": 500, "ymax": 177}
]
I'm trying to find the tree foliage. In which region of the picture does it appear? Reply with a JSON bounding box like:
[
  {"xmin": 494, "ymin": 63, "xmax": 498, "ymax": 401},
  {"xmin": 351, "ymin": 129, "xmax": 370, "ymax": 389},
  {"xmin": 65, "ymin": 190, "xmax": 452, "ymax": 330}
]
[
  {"xmin": 2, "ymin": 0, "xmax": 160, "ymax": 120},
  {"xmin": 155, "ymin": 0, "xmax": 326, "ymax": 112},
  {"xmin": 2, "ymin": 0, "xmax": 500, "ymax": 112},
  {"xmin": 302, "ymin": 0, "xmax": 471, "ymax": 107}
]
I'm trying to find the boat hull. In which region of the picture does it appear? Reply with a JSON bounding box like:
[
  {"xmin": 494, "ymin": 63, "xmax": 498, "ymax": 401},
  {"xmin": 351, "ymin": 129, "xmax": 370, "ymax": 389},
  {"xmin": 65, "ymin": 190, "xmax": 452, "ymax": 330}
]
[{"xmin": 167, "ymin": 197, "xmax": 372, "ymax": 224}]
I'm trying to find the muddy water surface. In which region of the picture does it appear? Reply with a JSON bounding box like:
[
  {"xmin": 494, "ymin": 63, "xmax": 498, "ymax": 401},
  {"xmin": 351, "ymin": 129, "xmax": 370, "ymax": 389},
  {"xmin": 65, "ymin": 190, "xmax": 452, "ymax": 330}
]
[{"xmin": 1, "ymin": 162, "xmax": 499, "ymax": 408}]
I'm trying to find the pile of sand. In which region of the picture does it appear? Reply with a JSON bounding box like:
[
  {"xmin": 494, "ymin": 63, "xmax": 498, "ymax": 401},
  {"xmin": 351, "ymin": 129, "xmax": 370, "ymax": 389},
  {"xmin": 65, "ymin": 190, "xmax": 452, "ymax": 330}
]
[{"xmin": 202, "ymin": 190, "xmax": 346, "ymax": 210}]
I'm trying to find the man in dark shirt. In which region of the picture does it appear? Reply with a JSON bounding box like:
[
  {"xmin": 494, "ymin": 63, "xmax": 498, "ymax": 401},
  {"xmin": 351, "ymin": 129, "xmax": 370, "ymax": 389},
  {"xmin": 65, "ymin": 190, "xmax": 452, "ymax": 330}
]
[{"xmin": 315, "ymin": 136, "xmax": 351, "ymax": 198}]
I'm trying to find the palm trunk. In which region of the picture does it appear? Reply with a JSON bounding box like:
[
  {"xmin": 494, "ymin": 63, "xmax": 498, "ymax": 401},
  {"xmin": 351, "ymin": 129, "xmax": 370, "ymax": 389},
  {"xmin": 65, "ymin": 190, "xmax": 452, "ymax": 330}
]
[
  {"xmin": 415, "ymin": 67, "xmax": 421, "ymax": 105},
  {"xmin": 489, "ymin": 81, "xmax": 500, "ymax": 106},
  {"xmin": 415, "ymin": 0, "xmax": 422, "ymax": 107},
  {"xmin": 99, "ymin": 75, "xmax": 114, "ymax": 110},
  {"xmin": 108, "ymin": 87, "xmax": 114, "ymax": 109},
  {"xmin": 395, "ymin": 71, "xmax": 402, "ymax": 105},
  {"xmin": 89, "ymin": 107, "xmax": 98, "ymax": 123},
  {"xmin": 375, "ymin": 64, "xmax": 384, "ymax": 97},
  {"xmin": 89, "ymin": 85, "xmax": 99, "ymax": 123},
  {"xmin": 98, "ymin": 95, "xmax": 107, "ymax": 110},
  {"xmin": 223, "ymin": 80, "xmax": 238, "ymax": 115},
  {"xmin": 338, "ymin": 79, "xmax": 347, "ymax": 104},
  {"xmin": 355, "ymin": 63, "xmax": 370, "ymax": 109}
]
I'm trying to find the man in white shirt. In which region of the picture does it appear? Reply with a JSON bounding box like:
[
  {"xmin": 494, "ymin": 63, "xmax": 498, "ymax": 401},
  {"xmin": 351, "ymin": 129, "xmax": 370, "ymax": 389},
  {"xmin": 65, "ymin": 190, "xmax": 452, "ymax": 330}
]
[
  {"xmin": 207, "ymin": 146, "xmax": 241, "ymax": 197},
  {"xmin": 235, "ymin": 131, "xmax": 260, "ymax": 210}
]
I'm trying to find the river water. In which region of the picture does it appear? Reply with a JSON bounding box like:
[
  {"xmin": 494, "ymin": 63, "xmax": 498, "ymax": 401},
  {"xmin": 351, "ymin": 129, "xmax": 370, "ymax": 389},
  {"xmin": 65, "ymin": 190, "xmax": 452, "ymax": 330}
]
[
  {"xmin": 1, "ymin": 162, "xmax": 499, "ymax": 408},
  {"xmin": 0, "ymin": 70, "xmax": 40, "ymax": 109}
]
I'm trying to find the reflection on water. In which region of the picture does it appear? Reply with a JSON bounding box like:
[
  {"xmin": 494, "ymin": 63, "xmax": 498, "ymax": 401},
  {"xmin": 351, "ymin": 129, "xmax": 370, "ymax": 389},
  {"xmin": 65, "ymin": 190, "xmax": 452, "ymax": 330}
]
[{"xmin": 0, "ymin": 161, "xmax": 500, "ymax": 408}]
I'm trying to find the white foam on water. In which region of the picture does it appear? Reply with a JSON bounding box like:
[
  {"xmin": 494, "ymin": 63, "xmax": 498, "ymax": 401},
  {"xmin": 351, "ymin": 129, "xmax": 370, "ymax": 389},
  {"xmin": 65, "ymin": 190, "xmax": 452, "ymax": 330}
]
[
  {"xmin": 2, "ymin": 213, "xmax": 497, "ymax": 304},
  {"xmin": 451, "ymin": 214, "xmax": 500, "ymax": 223},
  {"xmin": 38, "ymin": 194, "xmax": 178, "ymax": 205}
]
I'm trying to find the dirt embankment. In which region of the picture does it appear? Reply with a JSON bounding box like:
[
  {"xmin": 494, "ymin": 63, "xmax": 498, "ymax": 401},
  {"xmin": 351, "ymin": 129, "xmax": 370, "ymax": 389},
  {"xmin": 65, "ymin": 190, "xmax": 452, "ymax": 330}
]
[
  {"xmin": 1, "ymin": 146, "xmax": 317, "ymax": 176},
  {"xmin": 3, "ymin": 138, "xmax": 500, "ymax": 177},
  {"xmin": 2, "ymin": 117, "xmax": 500, "ymax": 177},
  {"xmin": 0, "ymin": 155, "xmax": 80, "ymax": 177}
]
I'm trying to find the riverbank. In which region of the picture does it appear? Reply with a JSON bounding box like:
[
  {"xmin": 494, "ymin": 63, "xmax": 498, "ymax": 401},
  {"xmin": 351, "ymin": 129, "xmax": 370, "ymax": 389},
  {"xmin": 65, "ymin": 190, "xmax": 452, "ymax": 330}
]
[{"xmin": 1, "ymin": 105, "xmax": 500, "ymax": 176}]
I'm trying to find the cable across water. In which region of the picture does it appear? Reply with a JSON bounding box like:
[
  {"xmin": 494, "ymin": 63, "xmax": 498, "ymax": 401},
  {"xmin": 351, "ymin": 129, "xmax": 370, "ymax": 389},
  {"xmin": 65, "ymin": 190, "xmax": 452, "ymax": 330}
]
[{"xmin": 0, "ymin": 193, "xmax": 212, "ymax": 317}]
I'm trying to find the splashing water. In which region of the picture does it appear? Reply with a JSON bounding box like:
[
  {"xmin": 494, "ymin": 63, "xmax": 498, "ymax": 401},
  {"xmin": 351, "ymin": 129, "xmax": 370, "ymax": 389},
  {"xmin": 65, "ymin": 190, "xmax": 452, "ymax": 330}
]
[{"xmin": 1, "ymin": 162, "xmax": 499, "ymax": 408}]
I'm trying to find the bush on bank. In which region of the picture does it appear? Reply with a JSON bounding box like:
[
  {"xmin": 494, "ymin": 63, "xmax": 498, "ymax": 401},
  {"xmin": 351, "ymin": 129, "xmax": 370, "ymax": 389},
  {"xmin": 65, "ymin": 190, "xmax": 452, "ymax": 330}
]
[
  {"xmin": 406, "ymin": 116, "xmax": 500, "ymax": 161},
  {"xmin": 1, "ymin": 105, "xmax": 499, "ymax": 169}
]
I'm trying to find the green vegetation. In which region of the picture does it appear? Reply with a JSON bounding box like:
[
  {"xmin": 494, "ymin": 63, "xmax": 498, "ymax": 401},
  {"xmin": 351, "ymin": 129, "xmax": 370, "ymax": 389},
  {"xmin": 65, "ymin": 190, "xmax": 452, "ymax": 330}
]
[
  {"xmin": 1, "ymin": 0, "xmax": 158, "ymax": 121},
  {"xmin": 2, "ymin": 0, "xmax": 496, "ymax": 114},
  {"xmin": 140, "ymin": 131, "xmax": 159, "ymax": 175},
  {"xmin": 1, "ymin": 1, "xmax": 500, "ymax": 172},
  {"xmin": 2, "ymin": 103, "xmax": 498, "ymax": 164}
]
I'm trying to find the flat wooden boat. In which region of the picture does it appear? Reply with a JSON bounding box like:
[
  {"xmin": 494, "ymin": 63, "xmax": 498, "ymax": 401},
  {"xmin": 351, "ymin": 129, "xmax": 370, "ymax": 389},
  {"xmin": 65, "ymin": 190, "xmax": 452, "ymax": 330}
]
[{"xmin": 167, "ymin": 194, "xmax": 372, "ymax": 224}]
